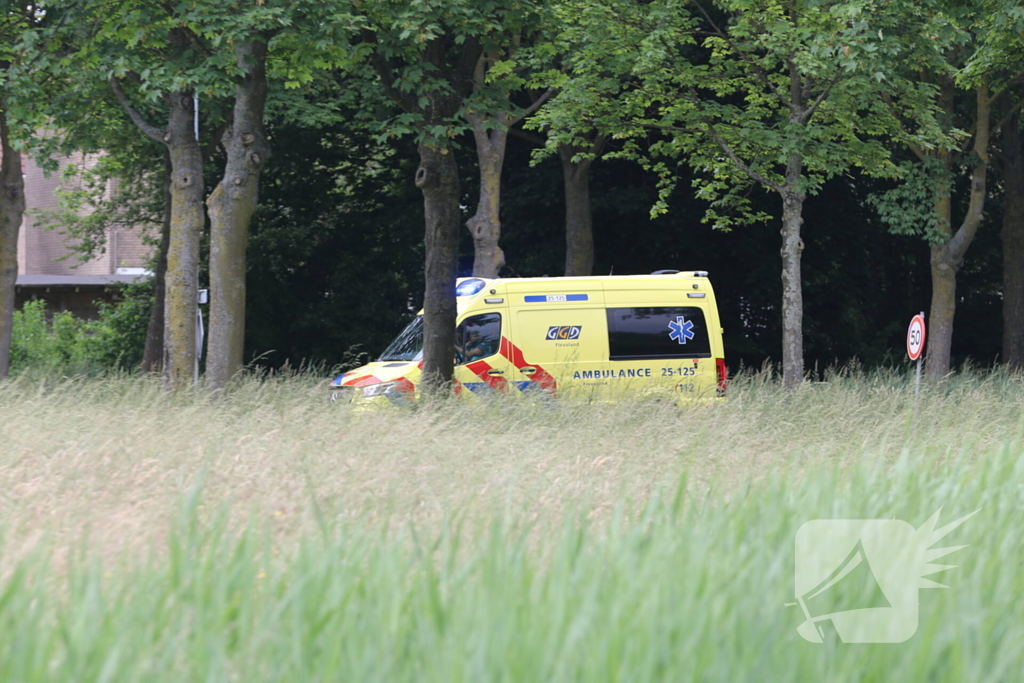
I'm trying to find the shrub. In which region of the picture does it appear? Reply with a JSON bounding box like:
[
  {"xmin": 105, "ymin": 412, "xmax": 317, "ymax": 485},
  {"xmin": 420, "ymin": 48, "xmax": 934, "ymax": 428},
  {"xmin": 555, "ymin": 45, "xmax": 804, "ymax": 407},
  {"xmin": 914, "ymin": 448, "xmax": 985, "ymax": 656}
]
[
  {"xmin": 86, "ymin": 280, "xmax": 153, "ymax": 370},
  {"xmin": 9, "ymin": 300, "xmax": 91, "ymax": 371},
  {"xmin": 9, "ymin": 284, "xmax": 152, "ymax": 375}
]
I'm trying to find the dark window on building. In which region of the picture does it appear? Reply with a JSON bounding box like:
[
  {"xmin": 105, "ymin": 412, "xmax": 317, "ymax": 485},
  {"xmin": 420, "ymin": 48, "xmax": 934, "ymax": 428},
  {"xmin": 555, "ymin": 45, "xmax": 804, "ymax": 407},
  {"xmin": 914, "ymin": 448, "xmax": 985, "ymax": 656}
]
[
  {"xmin": 607, "ymin": 307, "xmax": 711, "ymax": 360},
  {"xmin": 455, "ymin": 313, "xmax": 502, "ymax": 365}
]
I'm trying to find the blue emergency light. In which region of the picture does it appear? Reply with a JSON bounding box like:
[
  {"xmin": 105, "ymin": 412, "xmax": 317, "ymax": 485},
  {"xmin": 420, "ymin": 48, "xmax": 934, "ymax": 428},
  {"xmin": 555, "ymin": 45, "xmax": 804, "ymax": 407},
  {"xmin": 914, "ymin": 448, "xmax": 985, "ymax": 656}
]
[{"xmin": 455, "ymin": 278, "xmax": 486, "ymax": 297}]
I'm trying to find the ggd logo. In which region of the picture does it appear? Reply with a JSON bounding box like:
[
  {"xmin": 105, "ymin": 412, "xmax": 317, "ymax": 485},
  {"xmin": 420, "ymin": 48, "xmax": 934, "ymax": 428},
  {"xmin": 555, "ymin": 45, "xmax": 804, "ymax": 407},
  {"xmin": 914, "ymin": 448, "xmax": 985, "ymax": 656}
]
[
  {"xmin": 789, "ymin": 508, "xmax": 977, "ymax": 643},
  {"xmin": 546, "ymin": 326, "xmax": 581, "ymax": 340}
]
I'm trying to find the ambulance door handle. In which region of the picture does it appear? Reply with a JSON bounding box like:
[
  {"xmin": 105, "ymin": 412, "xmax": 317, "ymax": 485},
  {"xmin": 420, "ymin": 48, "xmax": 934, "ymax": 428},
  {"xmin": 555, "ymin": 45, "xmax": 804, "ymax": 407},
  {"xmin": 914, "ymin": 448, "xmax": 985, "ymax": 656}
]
[
  {"xmin": 487, "ymin": 369, "xmax": 504, "ymax": 376},
  {"xmin": 520, "ymin": 366, "xmax": 537, "ymax": 375}
]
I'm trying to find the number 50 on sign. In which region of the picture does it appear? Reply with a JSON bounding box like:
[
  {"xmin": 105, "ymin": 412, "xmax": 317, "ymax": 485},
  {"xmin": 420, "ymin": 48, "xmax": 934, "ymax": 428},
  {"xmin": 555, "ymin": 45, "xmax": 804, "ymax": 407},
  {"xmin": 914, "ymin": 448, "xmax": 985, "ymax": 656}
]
[{"xmin": 907, "ymin": 314, "xmax": 926, "ymax": 361}]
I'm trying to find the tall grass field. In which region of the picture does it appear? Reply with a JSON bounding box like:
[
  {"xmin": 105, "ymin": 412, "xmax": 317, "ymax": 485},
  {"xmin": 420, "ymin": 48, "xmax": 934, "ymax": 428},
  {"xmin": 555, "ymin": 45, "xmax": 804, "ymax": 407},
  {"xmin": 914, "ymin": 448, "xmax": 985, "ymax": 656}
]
[{"xmin": 1, "ymin": 369, "xmax": 1022, "ymax": 681}]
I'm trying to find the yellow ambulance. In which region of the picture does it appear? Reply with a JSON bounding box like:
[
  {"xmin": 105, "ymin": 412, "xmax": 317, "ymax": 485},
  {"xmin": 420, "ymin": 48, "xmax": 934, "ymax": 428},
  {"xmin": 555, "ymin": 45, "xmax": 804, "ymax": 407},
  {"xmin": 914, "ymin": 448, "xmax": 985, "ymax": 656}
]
[{"xmin": 328, "ymin": 271, "xmax": 726, "ymax": 405}]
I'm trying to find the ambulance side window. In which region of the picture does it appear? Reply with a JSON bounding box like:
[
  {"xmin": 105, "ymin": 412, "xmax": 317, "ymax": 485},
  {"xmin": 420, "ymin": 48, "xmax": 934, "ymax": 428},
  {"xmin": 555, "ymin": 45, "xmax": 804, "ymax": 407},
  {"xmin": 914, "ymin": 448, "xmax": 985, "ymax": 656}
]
[
  {"xmin": 607, "ymin": 307, "xmax": 711, "ymax": 359},
  {"xmin": 455, "ymin": 313, "xmax": 502, "ymax": 365}
]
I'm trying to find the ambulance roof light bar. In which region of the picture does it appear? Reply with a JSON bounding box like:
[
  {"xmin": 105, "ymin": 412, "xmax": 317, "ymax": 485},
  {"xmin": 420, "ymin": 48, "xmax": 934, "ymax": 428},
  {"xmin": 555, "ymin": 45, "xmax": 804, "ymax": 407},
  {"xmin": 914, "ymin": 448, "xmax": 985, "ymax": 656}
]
[{"xmin": 456, "ymin": 278, "xmax": 487, "ymax": 297}]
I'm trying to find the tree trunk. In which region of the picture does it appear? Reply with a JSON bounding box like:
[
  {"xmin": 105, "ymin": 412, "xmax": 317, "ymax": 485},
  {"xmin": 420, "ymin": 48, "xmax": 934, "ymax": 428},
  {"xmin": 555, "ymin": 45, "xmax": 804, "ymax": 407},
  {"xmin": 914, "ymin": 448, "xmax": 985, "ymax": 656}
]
[
  {"xmin": 925, "ymin": 83, "xmax": 991, "ymax": 379},
  {"xmin": 923, "ymin": 154, "xmax": 958, "ymax": 379},
  {"xmin": 206, "ymin": 40, "xmax": 270, "ymax": 391},
  {"xmin": 163, "ymin": 93, "xmax": 205, "ymax": 389},
  {"xmin": 927, "ymin": 240, "xmax": 958, "ymax": 378},
  {"xmin": 559, "ymin": 143, "xmax": 595, "ymax": 277},
  {"xmin": 416, "ymin": 141, "xmax": 460, "ymax": 393},
  {"xmin": 1001, "ymin": 109, "xmax": 1024, "ymax": 371},
  {"xmin": 0, "ymin": 106, "xmax": 26, "ymax": 379},
  {"xmin": 142, "ymin": 150, "xmax": 173, "ymax": 374},
  {"xmin": 779, "ymin": 163, "xmax": 806, "ymax": 389},
  {"xmin": 465, "ymin": 115, "xmax": 506, "ymax": 278},
  {"xmin": 110, "ymin": 70, "xmax": 206, "ymax": 390},
  {"xmin": 362, "ymin": 32, "xmax": 480, "ymax": 396}
]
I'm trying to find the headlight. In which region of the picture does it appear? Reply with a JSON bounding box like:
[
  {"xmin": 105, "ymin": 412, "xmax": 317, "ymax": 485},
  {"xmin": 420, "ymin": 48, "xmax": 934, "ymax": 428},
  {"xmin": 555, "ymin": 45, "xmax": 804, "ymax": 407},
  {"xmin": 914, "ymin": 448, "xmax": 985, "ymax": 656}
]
[{"xmin": 360, "ymin": 382, "xmax": 397, "ymax": 398}]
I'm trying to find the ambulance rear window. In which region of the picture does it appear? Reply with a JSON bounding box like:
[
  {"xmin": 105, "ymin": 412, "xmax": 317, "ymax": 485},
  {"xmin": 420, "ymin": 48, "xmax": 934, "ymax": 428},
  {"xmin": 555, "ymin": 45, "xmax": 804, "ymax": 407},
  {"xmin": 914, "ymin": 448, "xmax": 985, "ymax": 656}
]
[{"xmin": 607, "ymin": 307, "xmax": 711, "ymax": 360}]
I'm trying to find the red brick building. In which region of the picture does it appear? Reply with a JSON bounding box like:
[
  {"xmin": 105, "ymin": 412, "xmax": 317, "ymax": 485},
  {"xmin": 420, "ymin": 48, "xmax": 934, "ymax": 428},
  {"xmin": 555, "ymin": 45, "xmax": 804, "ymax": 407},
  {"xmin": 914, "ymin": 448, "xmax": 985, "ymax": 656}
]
[{"xmin": 9, "ymin": 149, "xmax": 154, "ymax": 319}]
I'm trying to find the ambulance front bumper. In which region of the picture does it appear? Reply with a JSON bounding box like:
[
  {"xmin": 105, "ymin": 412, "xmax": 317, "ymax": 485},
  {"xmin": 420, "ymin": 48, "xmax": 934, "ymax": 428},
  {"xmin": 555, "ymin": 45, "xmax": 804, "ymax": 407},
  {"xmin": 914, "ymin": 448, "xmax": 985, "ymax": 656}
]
[{"xmin": 329, "ymin": 381, "xmax": 413, "ymax": 408}]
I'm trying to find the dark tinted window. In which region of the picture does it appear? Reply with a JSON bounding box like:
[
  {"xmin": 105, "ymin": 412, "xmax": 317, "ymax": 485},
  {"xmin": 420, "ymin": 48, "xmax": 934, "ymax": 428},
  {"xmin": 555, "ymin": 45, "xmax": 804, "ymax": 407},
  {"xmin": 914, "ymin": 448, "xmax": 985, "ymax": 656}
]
[
  {"xmin": 607, "ymin": 307, "xmax": 711, "ymax": 359},
  {"xmin": 455, "ymin": 313, "xmax": 502, "ymax": 365}
]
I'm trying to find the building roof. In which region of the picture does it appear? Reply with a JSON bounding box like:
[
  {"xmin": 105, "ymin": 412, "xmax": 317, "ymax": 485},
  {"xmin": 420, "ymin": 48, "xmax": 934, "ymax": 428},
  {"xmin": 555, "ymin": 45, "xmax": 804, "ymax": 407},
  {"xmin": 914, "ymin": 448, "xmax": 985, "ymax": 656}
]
[{"xmin": 15, "ymin": 274, "xmax": 149, "ymax": 287}]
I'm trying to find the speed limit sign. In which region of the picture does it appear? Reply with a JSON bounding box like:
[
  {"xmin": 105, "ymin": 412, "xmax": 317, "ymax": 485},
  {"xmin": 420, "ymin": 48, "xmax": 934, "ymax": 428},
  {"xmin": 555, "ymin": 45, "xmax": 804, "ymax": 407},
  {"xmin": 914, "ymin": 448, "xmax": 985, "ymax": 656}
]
[{"xmin": 907, "ymin": 313, "xmax": 926, "ymax": 361}]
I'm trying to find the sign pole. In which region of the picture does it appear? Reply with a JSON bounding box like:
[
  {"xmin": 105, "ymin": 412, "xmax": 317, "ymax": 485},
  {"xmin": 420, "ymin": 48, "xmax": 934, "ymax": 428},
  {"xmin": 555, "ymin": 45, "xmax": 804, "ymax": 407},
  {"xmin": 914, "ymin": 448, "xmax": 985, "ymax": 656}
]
[
  {"xmin": 907, "ymin": 311, "xmax": 926, "ymax": 401},
  {"xmin": 915, "ymin": 312, "xmax": 924, "ymax": 399},
  {"xmin": 193, "ymin": 93, "xmax": 201, "ymax": 385}
]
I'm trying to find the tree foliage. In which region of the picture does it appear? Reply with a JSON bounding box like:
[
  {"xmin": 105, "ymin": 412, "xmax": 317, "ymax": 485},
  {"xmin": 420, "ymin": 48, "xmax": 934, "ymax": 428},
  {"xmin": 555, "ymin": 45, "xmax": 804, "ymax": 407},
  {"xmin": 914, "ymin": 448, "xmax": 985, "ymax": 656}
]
[
  {"xmin": 4, "ymin": 0, "xmax": 1023, "ymax": 385},
  {"xmin": 534, "ymin": 0, "xmax": 934, "ymax": 387}
]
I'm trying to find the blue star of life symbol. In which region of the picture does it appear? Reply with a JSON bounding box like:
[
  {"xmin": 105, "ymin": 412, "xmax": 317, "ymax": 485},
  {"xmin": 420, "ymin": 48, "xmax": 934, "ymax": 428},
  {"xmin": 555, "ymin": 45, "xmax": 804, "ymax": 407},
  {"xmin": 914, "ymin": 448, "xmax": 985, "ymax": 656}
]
[{"xmin": 668, "ymin": 316, "xmax": 695, "ymax": 344}]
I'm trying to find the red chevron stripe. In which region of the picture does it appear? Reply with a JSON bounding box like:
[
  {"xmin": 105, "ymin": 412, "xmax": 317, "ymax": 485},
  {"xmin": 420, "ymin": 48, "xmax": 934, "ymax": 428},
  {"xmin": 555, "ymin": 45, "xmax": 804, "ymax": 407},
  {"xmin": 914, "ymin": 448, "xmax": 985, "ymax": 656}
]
[
  {"xmin": 499, "ymin": 337, "xmax": 557, "ymax": 396},
  {"xmin": 466, "ymin": 360, "xmax": 509, "ymax": 391},
  {"xmin": 500, "ymin": 336, "xmax": 515, "ymax": 362},
  {"xmin": 394, "ymin": 378, "xmax": 415, "ymax": 397}
]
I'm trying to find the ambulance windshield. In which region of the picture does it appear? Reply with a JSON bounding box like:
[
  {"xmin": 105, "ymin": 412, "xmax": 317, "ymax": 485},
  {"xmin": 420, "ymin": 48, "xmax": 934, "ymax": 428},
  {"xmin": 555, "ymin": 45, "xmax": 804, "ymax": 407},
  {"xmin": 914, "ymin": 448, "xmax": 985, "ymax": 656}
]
[{"xmin": 379, "ymin": 315, "xmax": 424, "ymax": 362}]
